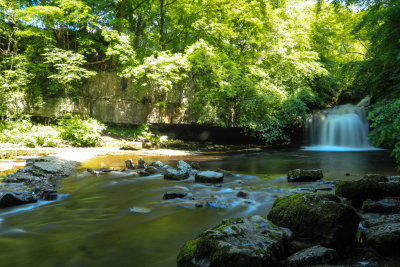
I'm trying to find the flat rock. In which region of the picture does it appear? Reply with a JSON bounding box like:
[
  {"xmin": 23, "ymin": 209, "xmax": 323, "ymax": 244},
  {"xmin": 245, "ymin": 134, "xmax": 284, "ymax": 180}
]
[
  {"xmin": 0, "ymin": 191, "xmax": 37, "ymax": 207},
  {"xmin": 362, "ymin": 198, "xmax": 400, "ymax": 214},
  {"xmin": 177, "ymin": 215, "xmax": 292, "ymax": 267},
  {"xmin": 359, "ymin": 222, "xmax": 400, "ymax": 256},
  {"xmin": 285, "ymin": 245, "xmax": 338, "ymax": 267},
  {"xmin": 195, "ymin": 171, "xmax": 224, "ymax": 183},
  {"xmin": 361, "ymin": 213, "xmax": 400, "ymax": 228},
  {"xmin": 288, "ymin": 169, "xmax": 323, "ymax": 182}
]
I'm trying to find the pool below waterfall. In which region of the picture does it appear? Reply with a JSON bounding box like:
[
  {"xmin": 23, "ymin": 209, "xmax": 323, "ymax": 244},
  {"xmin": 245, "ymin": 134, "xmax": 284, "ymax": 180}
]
[{"xmin": 0, "ymin": 148, "xmax": 398, "ymax": 267}]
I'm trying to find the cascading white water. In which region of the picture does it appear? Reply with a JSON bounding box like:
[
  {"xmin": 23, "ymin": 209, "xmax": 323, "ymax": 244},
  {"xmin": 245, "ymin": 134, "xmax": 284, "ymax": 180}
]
[{"xmin": 304, "ymin": 104, "xmax": 379, "ymax": 151}]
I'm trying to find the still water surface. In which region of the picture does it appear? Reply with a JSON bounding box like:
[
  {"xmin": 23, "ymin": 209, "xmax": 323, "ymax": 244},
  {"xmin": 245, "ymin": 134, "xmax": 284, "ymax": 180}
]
[{"xmin": 0, "ymin": 149, "xmax": 398, "ymax": 267}]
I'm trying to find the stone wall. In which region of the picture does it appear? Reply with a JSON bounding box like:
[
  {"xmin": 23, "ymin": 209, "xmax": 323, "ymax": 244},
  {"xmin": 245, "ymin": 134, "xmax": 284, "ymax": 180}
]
[{"xmin": 28, "ymin": 72, "xmax": 191, "ymax": 125}]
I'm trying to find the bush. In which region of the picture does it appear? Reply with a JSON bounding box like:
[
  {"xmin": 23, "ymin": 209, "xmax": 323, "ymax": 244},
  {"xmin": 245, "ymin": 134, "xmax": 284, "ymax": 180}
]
[
  {"xmin": 60, "ymin": 115, "xmax": 105, "ymax": 146},
  {"xmin": 368, "ymin": 99, "xmax": 400, "ymax": 169},
  {"xmin": 0, "ymin": 118, "xmax": 61, "ymax": 147}
]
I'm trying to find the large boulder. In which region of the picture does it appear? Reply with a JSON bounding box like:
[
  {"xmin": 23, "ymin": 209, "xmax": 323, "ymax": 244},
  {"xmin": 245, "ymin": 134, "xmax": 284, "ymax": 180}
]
[
  {"xmin": 177, "ymin": 215, "xmax": 292, "ymax": 267},
  {"xmin": 267, "ymin": 193, "xmax": 360, "ymax": 249},
  {"xmin": 287, "ymin": 169, "xmax": 323, "ymax": 182},
  {"xmin": 335, "ymin": 178, "xmax": 383, "ymax": 207},
  {"xmin": 285, "ymin": 245, "xmax": 338, "ymax": 267},
  {"xmin": 0, "ymin": 191, "xmax": 37, "ymax": 207},
  {"xmin": 195, "ymin": 171, "xmax": 224, "ymax": 183}
]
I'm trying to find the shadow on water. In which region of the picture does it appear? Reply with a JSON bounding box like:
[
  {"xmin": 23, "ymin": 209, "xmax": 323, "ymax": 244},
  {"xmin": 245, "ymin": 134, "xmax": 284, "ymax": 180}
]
[{"xmin": 0, "ymin": 148, "xmax": 398, "ymax": 266}]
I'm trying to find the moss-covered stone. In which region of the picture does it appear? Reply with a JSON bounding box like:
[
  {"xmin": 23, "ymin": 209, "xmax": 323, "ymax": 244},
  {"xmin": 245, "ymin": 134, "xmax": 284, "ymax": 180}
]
[
  {"xmin": 335, "ymin": 178, "xmax": 383, "ymax": 207},
  {"xmin": 267, "ymin": 193, "xmax": 360, "ymax": 249},
  {"xmin": 287, "ymin": 169, "xmax": 323, "ymax": 182},
  {"xmin": 359, "ymin": 222, "xmax": 400, "ymax": 256},
  {"xmin": 176, "ymin": 215, "xmax": 292, "ymax": 267}
]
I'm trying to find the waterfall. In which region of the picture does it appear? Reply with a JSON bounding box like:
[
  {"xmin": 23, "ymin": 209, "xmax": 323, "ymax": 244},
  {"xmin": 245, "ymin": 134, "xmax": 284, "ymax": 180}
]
[{"xmin": 303, "ymin": 104, "xmax": 379, "ymax": 151}]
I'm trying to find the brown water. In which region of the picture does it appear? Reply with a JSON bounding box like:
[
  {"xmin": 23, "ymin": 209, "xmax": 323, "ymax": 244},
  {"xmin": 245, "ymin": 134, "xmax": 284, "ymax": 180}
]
[{"xmin": 0, "ymin": 149, "xmax": 398, "ymax": 267}]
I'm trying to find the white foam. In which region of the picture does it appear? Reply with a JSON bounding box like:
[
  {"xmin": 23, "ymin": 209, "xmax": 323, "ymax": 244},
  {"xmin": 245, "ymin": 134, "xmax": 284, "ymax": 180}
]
[{"xmin": 301, "ymin": 146, "xmax": 384, "ymax": 152}]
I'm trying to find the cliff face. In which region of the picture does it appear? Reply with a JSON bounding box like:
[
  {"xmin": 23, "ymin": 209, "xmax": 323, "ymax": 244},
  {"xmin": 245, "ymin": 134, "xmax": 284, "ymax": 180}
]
[{"xmin": 28, "ymin": 72, "xmax": 192, "ymax": 125}]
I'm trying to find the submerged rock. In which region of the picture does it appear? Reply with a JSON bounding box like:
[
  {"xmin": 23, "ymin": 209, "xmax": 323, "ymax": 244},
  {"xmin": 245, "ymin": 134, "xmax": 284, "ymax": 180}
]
[
  {"xmin": 195, "ymin": 171, "xmax": 224, "ymax": 183},
  {"xmin": 177, "ymin": 215, "xmax": 292, "ymax": 267},
  {"xmin": 287, "ymin": 169, "xmax": 323, "ymax": 182},
  {"xmin": 129, "ymin": 206, "xmax": 152, "ymax": 214},
  {"xmin": 362, "ymin": 198, "xmax": 400, "ymax": 214},
  {"xmin": 0, "ymin": 191, "xmax": 37, "ymax": 207},
  {"xmin": 267, "ymin": 193, "xmax": 360, "ymax": 249},
  {"xmin": 217, "ymin": 168, "xmax": 235, "ymax": 178},
  {"xmin": 285, "ymin": 245, "xmax": 338, "ymax": 267},
  {"xmin": 163, "ymin": 192, "xmax": 189, "ymax": 200}
]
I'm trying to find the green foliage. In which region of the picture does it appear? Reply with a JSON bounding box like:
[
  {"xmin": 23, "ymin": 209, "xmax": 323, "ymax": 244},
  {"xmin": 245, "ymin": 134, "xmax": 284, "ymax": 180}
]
[
  {"xmin": 60, "ymin": 115, "xmax": 105, "ymax": 147},
  {"xmin": 43, "ymin": 48, "xmax": 96, "ymax": 96},
  {"xmin": 129, "ymin": 51, "xmax": 189, "ymax": 103},
  {"xmin": 0, "ymin": 119, "xmax": 61, "ymax": 147},
  {"xmin": 368, "ymin": 99, "xmax": 400, "ymax": 168}
]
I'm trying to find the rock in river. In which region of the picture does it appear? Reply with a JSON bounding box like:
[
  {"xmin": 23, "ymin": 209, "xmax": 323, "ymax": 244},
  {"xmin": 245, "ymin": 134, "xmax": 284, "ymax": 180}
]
[
  {"xmin": 285, "ymin": 245, "xmax": 338, "ymax": 267},
  {"xmin": 163, "ymin": 192, "xmax": 189, "ymax": 200},
  {"xmin": 287, "ymin": 169, "xmax": 323, "ymax": 182},
  {"xmin": 164, "ymin": 169, "xmax": 189, "ymax": 181},
  {"xmin": 362, "ymin": 198, "xmax": 400, "ymax": 214},
  {"xmin": 0, "ymin": 191, "xmax": 37, "ymax": 207},
  {"xmin": 267, "ymin": 193, "xmax": 360, "ymax": 249},
  {"xmin": 195, "ymin": 171, "xmax": 224, "ymax": 183},
  {"xmin": 177, "ymin": 215, "xmax": 292, "ymax": 267},
  {"xmin": 359, "ymin": 222, "xmax": 400, "ymax": 256}
]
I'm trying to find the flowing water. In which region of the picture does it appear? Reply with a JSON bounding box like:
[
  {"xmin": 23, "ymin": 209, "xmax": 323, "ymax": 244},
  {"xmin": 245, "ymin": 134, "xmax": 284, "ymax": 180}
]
[
  {"xmin": 0, "ymin": 149, "xmax": 398, "ymax": 267},
  {"xmin": 304, "ymin": 104, "xmax": 379, "ymax": 151}
]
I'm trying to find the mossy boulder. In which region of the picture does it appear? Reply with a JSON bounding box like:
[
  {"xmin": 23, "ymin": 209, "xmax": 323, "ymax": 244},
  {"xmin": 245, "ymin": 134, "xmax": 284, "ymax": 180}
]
[
  {"xmin": 267, "ymin": 193, "xmax": 360, "ymax": 249},
  {"xmin": 335, "ymin": 178, "xmax": 383, "ymax": 207},
  {"xmin": 177, "ymin": 215, "xmax": 292, "ymax": 267}
]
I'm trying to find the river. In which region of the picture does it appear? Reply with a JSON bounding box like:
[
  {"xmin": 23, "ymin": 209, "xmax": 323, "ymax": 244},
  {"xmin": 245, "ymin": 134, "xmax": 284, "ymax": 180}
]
[{"xmin": 0, "ymin": 148, "xmax": 398, "ymax": 266}]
